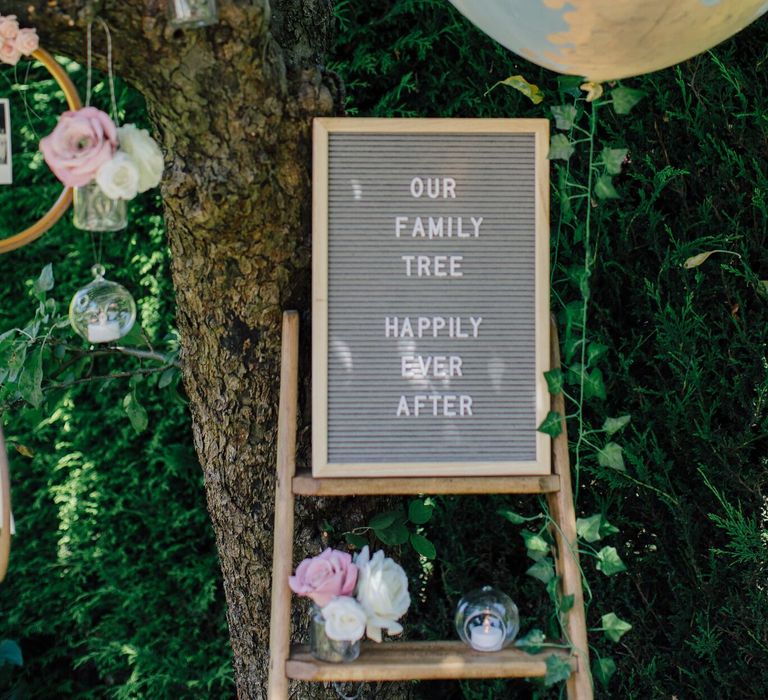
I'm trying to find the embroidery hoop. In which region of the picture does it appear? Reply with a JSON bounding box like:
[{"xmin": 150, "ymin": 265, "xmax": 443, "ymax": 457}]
[{"xmin": 0, "ymin": 48, "xmax": 83, "ymax": 254}]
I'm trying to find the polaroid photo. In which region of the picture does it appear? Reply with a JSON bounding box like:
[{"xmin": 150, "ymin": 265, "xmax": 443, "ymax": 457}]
[{"xmin": 0, "ymin": 98, "xmax": 11, "ymax": 185}]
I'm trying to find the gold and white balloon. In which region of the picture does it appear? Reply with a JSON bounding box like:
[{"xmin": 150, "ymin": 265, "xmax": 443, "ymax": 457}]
[{"xmin": 448, "ymin": 0, "xmax": 768, "ymax": 81}]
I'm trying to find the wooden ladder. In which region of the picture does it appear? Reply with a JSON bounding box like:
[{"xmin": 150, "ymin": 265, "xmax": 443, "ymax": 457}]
[{"xmin": 267, "ymin": 311, "xmax": 593, "ymax": 699}]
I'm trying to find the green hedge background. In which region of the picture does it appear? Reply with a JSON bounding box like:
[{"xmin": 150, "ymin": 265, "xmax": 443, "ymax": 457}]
[{"xmin": 1, "ymin": 2, "xmax": 767, "ymax": 698}]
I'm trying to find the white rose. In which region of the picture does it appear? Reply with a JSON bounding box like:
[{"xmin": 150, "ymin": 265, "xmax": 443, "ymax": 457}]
[
  {"xmin": 117, "ymin": 124, "xmax": 163, "ymax": 193},
  {"xmin": 321, "ymin": 596, "xmax": 367, "ymax": 642},
  {"xmin": 96, "ymin": 152, "xmax": 140, "ymax": 200},
  {"xmin": 354, "ymin": 546, "xmax": 410, "ymax": 642}
]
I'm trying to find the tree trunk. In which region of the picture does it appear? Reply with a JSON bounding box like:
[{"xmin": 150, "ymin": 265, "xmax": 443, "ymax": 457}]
[{"xmin": 11, "ymin": 2, "xmax": 396, "ymax": 697}]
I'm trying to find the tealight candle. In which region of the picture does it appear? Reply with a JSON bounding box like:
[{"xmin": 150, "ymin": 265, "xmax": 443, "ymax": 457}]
[
  {"xmin": 87, "ymin": 319, "xmax": 122, "ymax": 343},
  {"xmin": 469, "ymin": 615, "xmax": 504, "ymax": 652}
]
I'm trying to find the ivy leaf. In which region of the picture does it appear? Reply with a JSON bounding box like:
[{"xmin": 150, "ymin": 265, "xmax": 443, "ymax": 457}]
[
  {"xmin": 603, "ymin": 415, "xmax": 631, "ymax": 435},
  {"xmin": 546, "ymin": 574, "xmax": 561, "ymax": 603},
  {"xmin": 583, "ymin": 368, "xmax": 607, "ymax": 400},
  {"xmin": 600, "ymin": 519, "xmax": 620, "ymax": 537},
  {"xmin": 597, "ymin": 442, "xmax": 625, "ymax": 471},
  {"xmin": 601, "ymin": 147, "xmax": 628, "ymax": 175},
  {"xmin": 522, "ymin": 530, "xmax": 550, "ymax": 560},
  {"xmin": 576, "ymin": 514, "xmax": 604, "ymax": 543},
  {"xmin": 560, "ymin": 594, "xmax": 575, "ymax": 613},
  {"xmin": 594, "ymin": 656, "xmax": 617, "ymax": 688},
  {"xmin": 123, "ymin": 392, "xmax": 149, "ymax": 434},
  {"xmin": 594, "ymin": 174, "xmax": 621, "ymax": 200},
  {"xmin": 369, "ymin": 512, "xmax": 397, "ymax": 531},
  {"xmin": 544, "ymin": 368, "xmax": 564, "ymax": 395},
  {"xmin": 527, "ymin": 557, "xmax": 555, "ymax": 583},
  {"xmin": 557, "ymin": 75, "xmax": 583, "ymax": 97},
  {"xmin": 0, "ymin": 639, "xmax": 23, "ymax": 667},
  {"xmin": 548, "ymin": 133, "xmax": 575, "ymax": 161},
  {"xmin": 407, "ymin": 499, "xmax": 433, "ymax": 525},
  {"xmin": 551, "ymin": 104, "xmax": 578, "ymax": 130},
  {"xmin": 33, "ymin": 264, "xmax": 54, "ymax": 299},
  {"xmin": 410, "ymin": 533, "xmax": 436, "ymax": 560},
  {"xmin": 611, "ymin": 87, "xmax": 646, "ymax": 115},
  {"xmin": 18, "ymin": 348, "xmax": 44, "ymax": 408},
  {"xmin": 376, "ymin": 522, "xmax": 410, "ymax": 546},
  {"xmin": 544, "ymin": 654, "xmax": 573, "ymax": 686},
  {"xmin": 492, "ymin": 74, "xmax": 545, "ymax": 104},
  {"xmin": 587, "ymin": 342, "xmax": 609, "ymax": 366},
  {"xmin": 537, "ymin": 411, "xmax": 563, "ymax": 438},
  {"xmin": 515, "ymin": 628, "xmax": 546, "ymax": 653},
  {"xmin": 498, "ymin": 508, "xmax": 532, "ymax": 525},
  {"xmin": 345, "ymin": 533, "xmax": 367, "ymax": 549},
  {"xmin": 601, "ymin": 612, "xmax": 633, "ymax": 642},
  {"xmin": 596, "ymin": 546, "xmax": 627, "ymax": 576}
]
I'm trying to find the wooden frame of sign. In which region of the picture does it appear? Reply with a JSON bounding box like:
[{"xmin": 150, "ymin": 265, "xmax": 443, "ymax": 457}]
[{"xmin": 313, "ymin": 118, "xmax": 550, "ymax": 478}]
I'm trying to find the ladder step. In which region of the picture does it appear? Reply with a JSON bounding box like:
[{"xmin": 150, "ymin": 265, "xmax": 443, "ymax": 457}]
[
  {"xmin": 286, "ymin": 641, "xmax": 576, "ymax": 681},
  {"xmin": 292, "ymin": 469, "xmax": 560, "ymax": 496}
]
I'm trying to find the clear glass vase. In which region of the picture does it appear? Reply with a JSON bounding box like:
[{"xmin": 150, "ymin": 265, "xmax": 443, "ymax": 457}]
[
  {"xmin": 72, "ymin": 182, "xmax": 127, "ymax": 232},
  {"xmin": 309, "ymin": 605, "xmax": 361, "ymax": 663},
  {"xmin": 168, "ymin": 0, "xmax": 218, "ymax": 28}
]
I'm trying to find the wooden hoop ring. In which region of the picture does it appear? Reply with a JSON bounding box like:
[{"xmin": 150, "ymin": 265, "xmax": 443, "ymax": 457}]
[
  {"xmin": 0, "ymin": 48, "xmax": 83, "ymax": 255},
  {"xmin": 0, "ymin": 423, "xmax": 11, "ymax": 582}
]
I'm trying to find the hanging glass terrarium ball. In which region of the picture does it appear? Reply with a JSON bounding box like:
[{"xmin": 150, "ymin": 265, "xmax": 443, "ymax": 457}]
[
  {"xmin": 168, "ymin": 0, "xmax": 218, "ymax": 28},
  {"xmin": 455, "ymin": 585, "xmax": 519, "ymax": 652},
  {"xmin": 69, "ymin": 265, "xmax": 137, "ymax": 344}
]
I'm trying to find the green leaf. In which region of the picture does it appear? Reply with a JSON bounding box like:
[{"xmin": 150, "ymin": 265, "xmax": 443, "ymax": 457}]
[
  {"xmin": 544, "ymin": 368, "xmax": 564, "ymax": 395},
  {"xmin": 18, "ymin": 348, "xmax": 44, "ymax": 408},
  {"xmin": 600, "ymin": 519, "xmax": 620, "ymax": 537},
  {"xmin": 587, "ymin": 342, "xmax": 609, "ymax": 366},
  {"xmin": 548, "ymin": 133, "xmax": 575, "ymax": 161},
  {"xmin": 6, "ymin": 341, "xmax": 27, "ymax": 383},
  {"xmin": 526, "ymin": 557, "xmax": 555, "ymax": 583},
  {"xmin": 611, "ymin": 87, "xmax": 646, "ymax": 115},
  {"xmin": 522, "ymin": 530, "xmax": 550, "ymax": 560},
  {"xmin": 557, "ymin": 75, "xmax": 583, "ymax": 97},
  {"xmin": 546, "ymin": 574, "xmax": 561, "ymax": 603},
  {"xmin": 560, "ymin": 594, "xmax": 574, "ymax": 613},
  {"xmin": 576, "ymin": 514, "xmax": 604, "ymax": 543},
  {"xmin": 515, "ymin": 628, "xmax": 546, "ymax": 653},
  {"xmin": 537, "ymin": 411, "xmax": 563, "ymax": 438},
  {"xmin": 375, "ymin": 522, "xmax": 410, "ymax": 546},
  {"xmin": 118, "ymin": 323, "xmax": 146, "ymax": 347},
  {"xmin": 594, "ymin": 656, "xmax": 617, "ymax": 688},
  {"xmin": 544, "ymin": 653, "xmax": 573, "ymax": 686},
  {"xmin": 369, "ymin": 512, "xmax": 397, "ymax": 531},
  {"xmin": 345, "ymin": 533, "xmax": 367, "ymax": 549},
  {"xmin": 597, "ymin": 442, "xmax": 625, "ymax": 471},
  {"xmin": 596, "ymin": 546, "xmax": 627, "ymax": 576},
  {"xmin": 407, "ymin": 499, "xmax": 433, "ymax": 525},
  {"xmin": 497, "ymin": 508, "xmax": 532, "ymax": 525},
  {"xmin": 493, "ymin": 74, "xmax": 545, "ymax": 104},
  {"xmin": 603, "ymin": 415, "xmax": 631, "ymax": 435},
  {"xmin": 410, "ymin": 533, "xmax": 436, "ymax": 559},
  {"xmin": 551, "ymin": 104, "xmax": 578, "ymax": 130},
  {"xmin": 601, "ymin": 147, "xmax": 628, "ymax": 175},
  {"xmin": 0, "ymin": 639, "xmax": 23, "ymax": 667},
  {"xmin": 601, "ymin": 612, "xmax": 632, "ymax": 642},
  {"xmin": 583, "ymin": 368, "xmax": 607, "ymax": 400},
  {"xmin": 594, "ymin": 174, "xmax": 621, "ymax": 200},
  {"xmin": 33, "ymin": 264, "xmax": 54, "ymax": 298},
  {"xmin": 158, "ymin": 368, "xmax": 176, "ymax": 389},
  {"xmin": 123, "ymin": 392, "xmax": 149, "ymax": 434}
]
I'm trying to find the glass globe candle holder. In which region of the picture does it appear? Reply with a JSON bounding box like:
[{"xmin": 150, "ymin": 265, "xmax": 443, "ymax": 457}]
[
  {"xmin": 455, "ymin": 585, "xmax": 520, "ymax": 652},
  {"xmin": 73, "ymin": 182, "xmax": 128, "ymax": 232},
  {"xmin": 168, "ymin": 0, "xmax": 218, "ymax": 28},
  {"xmin": 69, "ymin": 265, "xmax": 137, "ymax": 344}
]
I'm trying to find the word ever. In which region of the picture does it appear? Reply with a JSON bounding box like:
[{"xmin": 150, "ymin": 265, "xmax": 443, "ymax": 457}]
[{"xmin": 385, "ymin": 316, "xmax": 483, "ymax": 339}]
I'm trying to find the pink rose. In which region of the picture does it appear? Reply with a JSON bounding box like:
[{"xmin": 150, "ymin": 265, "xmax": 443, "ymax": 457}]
[
  {"xmin": 289, "ymin": 548, "xmax": 358, "ymax": 607},
  {"xmin": 0, "ymin": 39, "xmax": 20, "ymax": 66},
  {"xmin": 14, "ymin": 28, "xmax": 38, "ymax": 56},
  {"xmin": 40, "ymin": 107, "xmax": 118, "ymax": 187},
  {"xmin": 0, "ymin": 16, "xmax": 19, "ymax": 40}
]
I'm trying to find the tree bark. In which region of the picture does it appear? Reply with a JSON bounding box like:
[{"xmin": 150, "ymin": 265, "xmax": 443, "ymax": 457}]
[{"xmin": 11, "ymin": 2, "xmax": 387, "ymax": 698}]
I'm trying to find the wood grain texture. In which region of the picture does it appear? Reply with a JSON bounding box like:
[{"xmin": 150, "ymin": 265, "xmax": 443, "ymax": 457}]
[
  {"xmin": 546, "ymin": 316, "xmax": 593, "ymax": 700},
  {"xmin": 0, "ymin": 424, "xmax": 11, "ymax": 583},
  {"xmin": 286, "ymin": 641, "xmax": 577, "ymax": 681},
  {"xmin": 293, "ymin": 469, "xmax": 560, "ymax": 495}
]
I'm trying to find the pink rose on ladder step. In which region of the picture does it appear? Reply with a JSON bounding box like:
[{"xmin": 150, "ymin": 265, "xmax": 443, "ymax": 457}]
[
  {"xmin": 40, "ymin": 107, "xmax": 118, "ymax": 187},
  {"xmin": 289, "ymin": 548, "xmax": 358, "ymax": 607}
]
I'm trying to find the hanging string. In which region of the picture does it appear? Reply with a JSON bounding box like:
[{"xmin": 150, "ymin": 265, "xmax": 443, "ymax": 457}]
[
  {"xmin": 89, "ymin": 230, "xmax": 104, "ymax": 270},
  {"xmin": 85, "ymin": 18, "xmax": 119, "ymax": 125}
]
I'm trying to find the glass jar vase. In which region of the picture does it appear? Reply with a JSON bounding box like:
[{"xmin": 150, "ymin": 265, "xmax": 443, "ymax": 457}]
[
  {"xmin": 73, "ymin": 182, "xmax": 127, "ymax": 232},
  {"xmin": 168, "ymin": 0, "xmax": 218, "ymax": 29},
  {"xmin": 309, "ymin": 605, "xmax": 361, "ymax": 663}
]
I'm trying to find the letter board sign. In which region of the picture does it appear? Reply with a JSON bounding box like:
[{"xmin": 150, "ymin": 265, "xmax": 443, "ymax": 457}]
[{"xmin": 313, "ymin": 118, "xmax": 550, "ymax": 477}]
